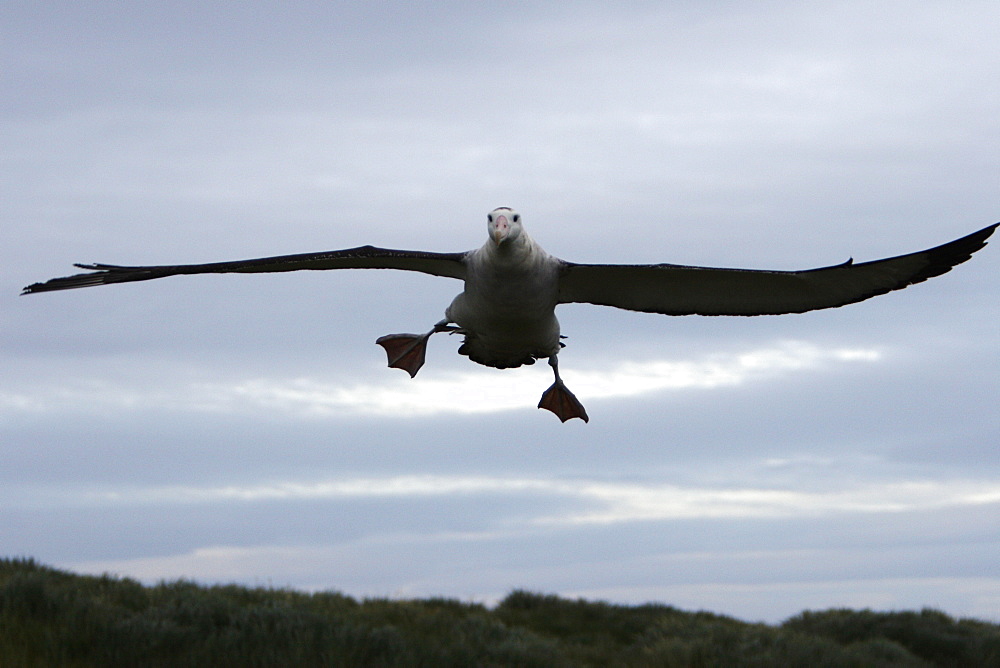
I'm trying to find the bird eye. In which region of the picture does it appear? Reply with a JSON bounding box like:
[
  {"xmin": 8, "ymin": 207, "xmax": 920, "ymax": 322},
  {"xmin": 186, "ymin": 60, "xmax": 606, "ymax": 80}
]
[
  {"xmin": 512, "ymin": 214, "xmax": 520, "ymax": 223},
  {"xmin": 488, "ymin": 214, "xmax": 493, "ymax": 222}
]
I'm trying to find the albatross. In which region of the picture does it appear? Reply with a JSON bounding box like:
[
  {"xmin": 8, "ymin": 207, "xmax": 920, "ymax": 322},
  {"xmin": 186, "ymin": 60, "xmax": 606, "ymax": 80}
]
[{"xmin": 22, "ymin": 209, "xmax": 997, "ymax": 422}]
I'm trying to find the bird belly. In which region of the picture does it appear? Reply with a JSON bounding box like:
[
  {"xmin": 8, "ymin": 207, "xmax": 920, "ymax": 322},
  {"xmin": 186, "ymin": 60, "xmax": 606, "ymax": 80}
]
[{"xmin": 446, "ymin": 295, "xmax": 561, "ymax": 369}]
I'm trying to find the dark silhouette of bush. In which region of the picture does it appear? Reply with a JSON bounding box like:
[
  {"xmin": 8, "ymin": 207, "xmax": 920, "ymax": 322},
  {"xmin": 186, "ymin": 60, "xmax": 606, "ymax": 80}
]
[
  {"xmin": 784, "ymin": 607, "xmax": 1000, "ymax": 666},
  {"xmin": 3, "ymin": 558, "xmax": 998, "ymax": 666}
]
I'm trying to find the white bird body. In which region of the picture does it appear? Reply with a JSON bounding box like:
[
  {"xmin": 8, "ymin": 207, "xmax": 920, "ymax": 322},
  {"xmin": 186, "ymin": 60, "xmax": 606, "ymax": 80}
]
[
  {"xmin": 22, "ymin": 207, "xmax": 997, "ymax": 422},
  {"xmin": 447, "ymin": 215, "xmax": 562, "ymax": 369}
]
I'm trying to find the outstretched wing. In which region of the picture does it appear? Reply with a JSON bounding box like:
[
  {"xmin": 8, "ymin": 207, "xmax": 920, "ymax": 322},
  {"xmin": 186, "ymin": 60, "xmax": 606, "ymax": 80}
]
[
  {"xmin": 557, "ymin": 224, "xmax": 996, "ymax": 316},
  {"xmin": 22, "ymin": 246, "xmax": 468, "ymax": 295}
]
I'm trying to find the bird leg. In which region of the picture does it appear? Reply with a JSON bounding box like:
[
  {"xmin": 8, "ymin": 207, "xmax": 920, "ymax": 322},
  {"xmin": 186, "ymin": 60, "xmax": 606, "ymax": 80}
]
[
  {"xmin": 538, "ymin": 354, "xmax": 589, "ymax": 423},
  {"xmin": 376, "ymin": 320, "xmax": 458, "ymax": 378}
]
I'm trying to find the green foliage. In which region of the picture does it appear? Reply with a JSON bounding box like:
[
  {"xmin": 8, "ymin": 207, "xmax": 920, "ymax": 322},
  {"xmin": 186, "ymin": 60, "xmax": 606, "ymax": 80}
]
[
  {"xmin": 784, "ymin": 607, "xmax": 1000, "ymax": 667},
  {"xmin": 2, "ymin": 558, "xmax": 998, "ymax": 667}
]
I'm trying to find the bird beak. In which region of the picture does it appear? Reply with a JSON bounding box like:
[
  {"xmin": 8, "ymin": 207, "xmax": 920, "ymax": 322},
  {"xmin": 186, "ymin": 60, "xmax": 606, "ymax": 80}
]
[{"xmin": 492, "ymin": 215, "xmax": 509, "ymax": 245}]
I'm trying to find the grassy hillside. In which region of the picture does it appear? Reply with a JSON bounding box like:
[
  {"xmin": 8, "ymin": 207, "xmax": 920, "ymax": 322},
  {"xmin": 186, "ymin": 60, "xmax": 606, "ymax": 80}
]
[{"xmin": 2, "ymin": 557, "xmax": 998, "ymax": 666}]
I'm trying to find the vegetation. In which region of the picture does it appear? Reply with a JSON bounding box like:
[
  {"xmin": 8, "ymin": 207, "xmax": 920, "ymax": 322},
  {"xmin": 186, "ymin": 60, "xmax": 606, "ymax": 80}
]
[{"xmin": 2, "ymin": 557, "xmax": 998, "ymax": 666}]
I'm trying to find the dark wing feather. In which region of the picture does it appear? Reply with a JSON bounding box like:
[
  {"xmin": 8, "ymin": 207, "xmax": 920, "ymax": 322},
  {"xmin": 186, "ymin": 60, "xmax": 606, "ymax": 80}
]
[
  {"xmin": 557, "ymin": 224, "xmax": 996, "ymax": 316},
  {"xmin": 22, "ymin": 246, "xmax": 468, "ymax": 295}
]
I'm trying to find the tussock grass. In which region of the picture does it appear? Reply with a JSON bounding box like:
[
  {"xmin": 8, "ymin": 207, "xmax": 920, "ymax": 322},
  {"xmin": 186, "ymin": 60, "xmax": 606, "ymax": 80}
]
[{"xmin": 2, "ymin": 557, "xmax": 998, "ymax": 666}]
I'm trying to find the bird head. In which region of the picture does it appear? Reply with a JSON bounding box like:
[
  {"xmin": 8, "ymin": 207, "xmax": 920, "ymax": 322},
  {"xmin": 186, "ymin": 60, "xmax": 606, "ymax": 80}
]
[{"xmin": 487, "ymin": 207, "xmax": 523, "ymax": 246}]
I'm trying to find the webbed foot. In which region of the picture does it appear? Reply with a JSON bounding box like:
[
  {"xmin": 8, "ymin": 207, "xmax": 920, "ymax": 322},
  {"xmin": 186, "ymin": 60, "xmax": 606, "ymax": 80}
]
[
  {"xmin": 538, "ymin": 381, "xmax": 589, "ymax": 423},
  {"xmin": 538, "ymin": 354, "xmax": 589, "ymax": 423},
  {"xmin": 376, "ymin": 320, "xmax": 456, "ymax": 378},
  {"xmin": 376, "ymin": 333, "xmax": 431, "ymax": 378}
]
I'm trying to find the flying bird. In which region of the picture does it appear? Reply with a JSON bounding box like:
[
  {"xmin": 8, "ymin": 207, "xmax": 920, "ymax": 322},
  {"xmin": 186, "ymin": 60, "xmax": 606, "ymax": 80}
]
[{"xmin": 22, "ymin": 209, "xmax": 997, "ymax": 422}]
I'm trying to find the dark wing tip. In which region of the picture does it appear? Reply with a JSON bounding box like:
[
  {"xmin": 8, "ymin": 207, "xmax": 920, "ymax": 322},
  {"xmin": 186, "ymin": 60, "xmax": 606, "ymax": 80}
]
[
  {"xmin": 21, "ymin": 264, "xmax": 151, "ymax": 295},
  {"xmin": 908, "ymin": 222, "xmax": 997, "ymax": 285}
]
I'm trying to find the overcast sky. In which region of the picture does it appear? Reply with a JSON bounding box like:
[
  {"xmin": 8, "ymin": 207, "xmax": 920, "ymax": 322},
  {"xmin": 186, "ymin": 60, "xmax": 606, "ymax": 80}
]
[{"xmin": 3, "ymin": 1, "xmax": 999, "ymax": 623}]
